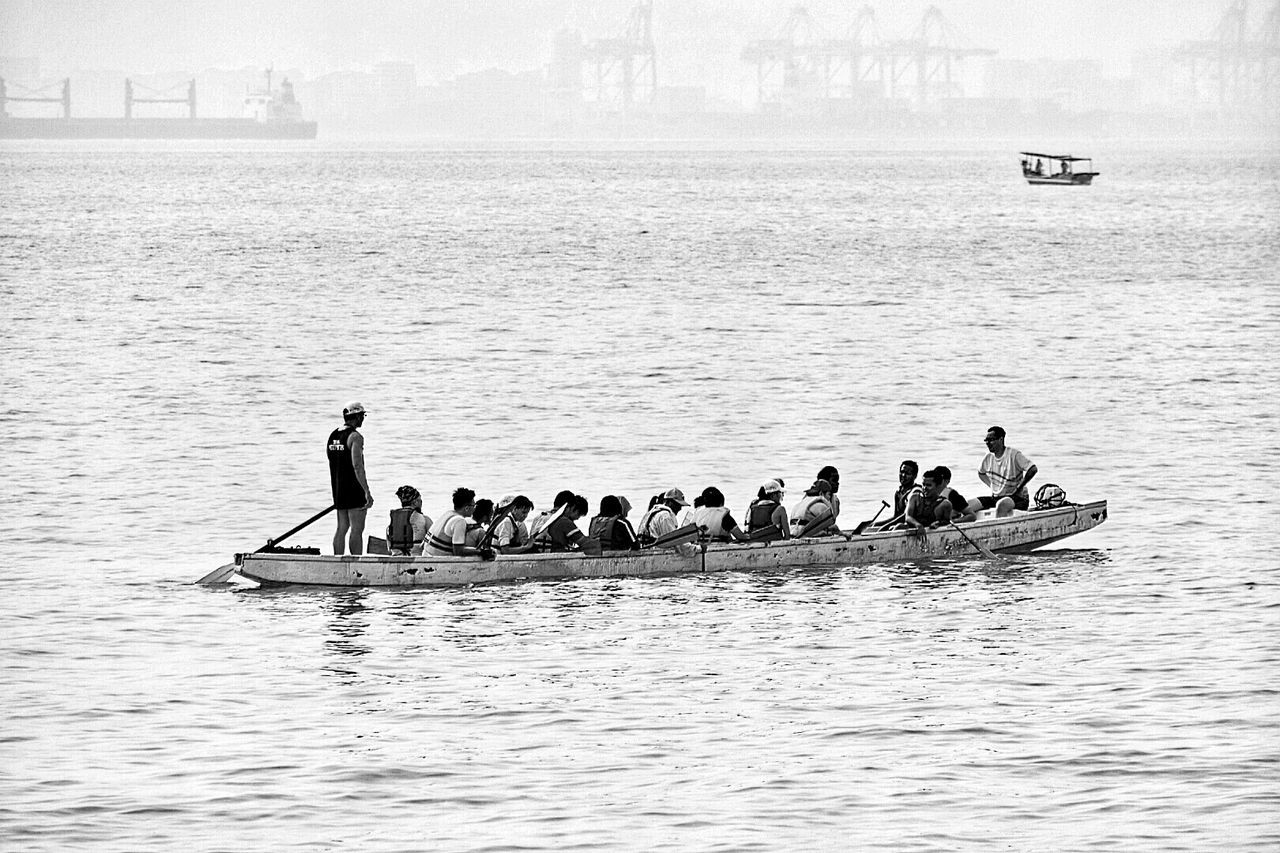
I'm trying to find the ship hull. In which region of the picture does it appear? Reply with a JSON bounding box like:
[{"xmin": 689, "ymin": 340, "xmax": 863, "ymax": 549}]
[{"xmin": 0, "ymin": 117, "xmax": 317, "ymax": 139}]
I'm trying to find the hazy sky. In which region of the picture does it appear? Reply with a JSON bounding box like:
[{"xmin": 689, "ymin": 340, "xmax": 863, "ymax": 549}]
[{"xmin": 0, "ymin": 0, "xmax": 1237, "ymax": 84}]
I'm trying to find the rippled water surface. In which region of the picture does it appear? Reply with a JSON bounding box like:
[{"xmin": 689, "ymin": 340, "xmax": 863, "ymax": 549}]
[{"xmin": 2, "ymin": 142, "xmax": 1278, "ymax": 851}]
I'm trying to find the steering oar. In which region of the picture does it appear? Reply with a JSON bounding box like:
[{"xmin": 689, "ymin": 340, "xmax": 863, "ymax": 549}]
[{"xmin": 195, "ymin": 505, "xmax": 337, "ymax": 584}]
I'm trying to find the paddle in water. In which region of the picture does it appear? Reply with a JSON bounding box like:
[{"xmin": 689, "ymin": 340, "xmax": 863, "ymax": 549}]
[
  {"xmin": 947, "ymin": 519, "xmax": 1006, "ymax": 561},
  {"xmin": 195, "ymin": 505, "xmax": 337, "ymax": 584}
]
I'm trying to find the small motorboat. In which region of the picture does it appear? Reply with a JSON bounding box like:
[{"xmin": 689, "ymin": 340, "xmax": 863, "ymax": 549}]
[{"xmin": 1020, "ymin": 152, "xmax": 1099, "ymax": 185}]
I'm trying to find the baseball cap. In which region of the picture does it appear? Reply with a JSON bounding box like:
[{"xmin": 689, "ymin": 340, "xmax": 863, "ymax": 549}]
[
  {"xmin": 760, "ymin": 479, "xmax": 784, "ymax": 495},
  {"xmin": 343, "ymin": 401, "xmax": 367, "ymax": 417},
  {"xmin": 805, "ymin": 478, "xmax": 833, "ymax": 496},
  {"xmin": 663, "ymin": 487, "xmax": 690, "ymax": 506}
]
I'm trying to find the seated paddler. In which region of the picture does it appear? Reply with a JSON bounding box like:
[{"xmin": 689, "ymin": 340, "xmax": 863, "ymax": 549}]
[
  {"xmin": 426, "ymin": 487, "xmax": 492, "ymax": 557},
  {"xmin": 387, "ymin": 485, "xmax": 432, "ymax": 556},
  {"xmin": 790, "ymin": 478, "xmax": 842, "ymax": 537},
  {"xmin": 589, "ymin": 495, "xmax": 640, "ymax": 551},
  {"xmin": 492, "ymin": 494, "xmax": 534, "ymax": 553},
  {"xmin": 692, "ymin": 486, "xmax": 749, "ymax": 543},
  {"xmin": 636, "ymin": 487, "xmax": 690, "ymax": 545},
  {"xmin": 543, "ymin": 494, "xmax": 602, "ymax": 555},
  {"xmin": 465, "ymin": 498, "xmax": 495, "ymax": 548},
  {"xmin": 746, "ymin": 479, "xmax": 790, "ymax": 540}
]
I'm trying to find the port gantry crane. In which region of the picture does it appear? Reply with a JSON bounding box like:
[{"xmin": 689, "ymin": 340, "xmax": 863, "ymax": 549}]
[
  {"xmin": 0, "ymin": 77, "xmax": 71, "ymax": 118},
  {"xmin": 741, "ymin": 5, "xmax": 994, "ymax": 109},
  {"xmin": 1175, "ymin": 0, "xmax": 1280, "ymax": 108},
  {"xmin": 125, "ymin": 79, "xmax": 196, "ymax": 119},
  {"xmin": 583, "ymin": 0, "xmax": 657, "ymax": 114}
]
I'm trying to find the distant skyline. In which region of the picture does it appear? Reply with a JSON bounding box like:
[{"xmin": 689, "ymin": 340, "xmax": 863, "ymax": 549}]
[{"xmin": 1, "ymin": 0, "xmax": 1238, "ymax": 89}]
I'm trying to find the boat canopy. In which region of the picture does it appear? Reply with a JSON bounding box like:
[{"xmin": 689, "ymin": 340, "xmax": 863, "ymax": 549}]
[{"xmin": 1020, "ymin": 151, "xmax": 1091, "ymax": 162}]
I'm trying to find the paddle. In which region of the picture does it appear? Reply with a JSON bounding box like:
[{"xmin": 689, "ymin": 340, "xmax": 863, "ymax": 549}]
[
  {"xmin": 644, "ymin": 522, "xmax": 701, "ymax": 549},
  {"xmin": 947, "ymin": 519, "xmax": 1006, "ymax": 561},
  {"xmin": 195, "ymin": 505, "xmax": 336, "ymax": 584},
  {"xmin": 796, "ymin": 509, "xmax": 836, "ymax": 538},
  {"xmin": 853, "ymin": 500, "xmax": 891, "ymax": 535}
]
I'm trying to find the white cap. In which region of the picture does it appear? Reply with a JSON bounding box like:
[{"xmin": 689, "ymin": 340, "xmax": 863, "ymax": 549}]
[{"xmin": 343, "ymin": 401, "xmax": 367, "ymax": 417}]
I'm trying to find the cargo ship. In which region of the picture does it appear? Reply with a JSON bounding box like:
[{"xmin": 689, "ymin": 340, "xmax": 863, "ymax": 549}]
[{"xmin": 0, "ymin": 70, "xmax": 317, "ymax": 139}]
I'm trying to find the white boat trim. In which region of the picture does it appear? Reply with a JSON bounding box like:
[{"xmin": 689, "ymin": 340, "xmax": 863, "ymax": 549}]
[{"xmin": 232, "ymin": 500, "xmax": 1108, "ymax": 588}]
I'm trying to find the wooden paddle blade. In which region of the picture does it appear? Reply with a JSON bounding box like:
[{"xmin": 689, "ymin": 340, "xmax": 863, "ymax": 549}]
[
  {"xmin": 798, "ymin": 511, "xmax": 835, "ymax": 538},
  {"xmin": 195, "ymin": 562, "xmax": 238, "ymax": 585},
  {"xmin": 366, "ymin": 536, "xmax": 390, "ymax": 555},
  {"xmin": 748, "ymin": 524, "xmax": 782, "ymax": 542},
  {"xmin": 651, "ymin": 523, "xmax": 700, "ymax": 548}
]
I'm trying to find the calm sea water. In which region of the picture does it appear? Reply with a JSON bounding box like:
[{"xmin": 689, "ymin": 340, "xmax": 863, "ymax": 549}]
[{"xmin": 2, "ymin": 140, "xmax": 1278, "ymax": 851}]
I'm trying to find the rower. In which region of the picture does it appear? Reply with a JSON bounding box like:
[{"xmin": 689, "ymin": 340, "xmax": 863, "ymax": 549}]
[{"xmin": 387, "ymin": 485, "xmax": 431, "ymax": 556}]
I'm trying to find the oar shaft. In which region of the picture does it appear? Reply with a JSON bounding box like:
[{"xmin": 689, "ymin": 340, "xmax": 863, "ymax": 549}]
[{"xmin": 260, "ymin": 505, "xmax": 336, "ymax": 552}]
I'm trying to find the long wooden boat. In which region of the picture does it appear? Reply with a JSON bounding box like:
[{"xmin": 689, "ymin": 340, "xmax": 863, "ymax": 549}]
[{"xmin": 229, "ymin": 500, "xmax": 1107, "ymax": 588}]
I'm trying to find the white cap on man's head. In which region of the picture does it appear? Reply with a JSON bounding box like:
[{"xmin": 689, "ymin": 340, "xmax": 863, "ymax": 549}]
[
  {"xmin": 343, "ymin": 401, "xmax": 367, "ymax": 417},
  {"xmin": 761, "ymin": 479, "xmax": 784, "ymax": 495}
]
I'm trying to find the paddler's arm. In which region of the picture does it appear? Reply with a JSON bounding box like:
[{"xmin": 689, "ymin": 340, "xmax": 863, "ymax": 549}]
[
  {"xmin": 1016, "ymin": 463, "xmax": 1038, "ymax": 494},
  {"xmin": 567, "ymin": 530, "xmax": 602, "ymax": 556},
  {"xmin": 350, "ymin": 430, "xmax": 372, "ymax": 508}
]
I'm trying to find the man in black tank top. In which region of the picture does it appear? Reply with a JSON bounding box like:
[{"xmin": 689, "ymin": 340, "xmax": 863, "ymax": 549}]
[{"xmin": 327, "ymin": 402, "xmax": 372, "ymax": 555}]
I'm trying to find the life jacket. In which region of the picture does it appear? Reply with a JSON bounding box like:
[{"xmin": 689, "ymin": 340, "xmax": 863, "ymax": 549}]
[
  {"xmin": 693, "ymin": 506, "xmax": 731, "ymax": 541},
  {"xmin": 387, "ymin": 507, "xmax": 418, "ymax": 555},
  {"xmin": 894, "ymin": 484, "xmax": 921, "ymax": 517},
  {"xmin": 790, "ymin": 495, "xmax": 830, "ymax": 527},
  {"xmin": 426, "ymin": 510, "xmax": 463, "ymax": 555},
  {"xmin": 636, "ymin": 505, "xmax": 673, "ymax": 545},
  {"xmin": 589, "ymin": 514, "xmax": 618, "ymax": 544},
  {"xmin": 496, "ymin": 515, "xmax": 527, "ymax": 547},
  {"xmin": 747, "ymin": 499, "xmax": 779, "ymax": 532}
]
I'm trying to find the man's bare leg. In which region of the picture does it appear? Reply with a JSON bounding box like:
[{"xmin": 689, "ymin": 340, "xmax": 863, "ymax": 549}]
[
  {"xmin": 334, "ymin": 509, "xmax": 352, "ymax": 555},
  {"xmin": 347, "ymin": 507, "xmax": 368, "ymax": 555}
]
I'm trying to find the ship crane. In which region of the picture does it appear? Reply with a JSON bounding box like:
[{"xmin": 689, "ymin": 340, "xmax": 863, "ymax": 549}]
[
  {"xmin": 1175, "ymin": 0, "xmax": 1280, "ymax": 108},
  {"xmin": 0, "ymin": 77, "xmax": 71, "ymax": 118},
  {"xmin": 125, "ymin": 79, "xmax": 196, "ymax": 119},
  {"xmin": 882, "ymin": 6, "xmax": 995, "ymax": 103},
  {"xmin": 583, "ymin": 1, "xmax": 657, "ymax": 114},
  {"xmin": 740, "ymin": 6, "xmax": 832, "ymax": 106},
  {"xmin": 823, "ymin": 6, "xmax": 887, "ymax": 100}
]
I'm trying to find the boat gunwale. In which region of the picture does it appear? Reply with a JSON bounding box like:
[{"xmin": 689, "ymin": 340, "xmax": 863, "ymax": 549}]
[{"xmin": 232, "ymin": 500, "xmax": 1107, "ymax": 586}]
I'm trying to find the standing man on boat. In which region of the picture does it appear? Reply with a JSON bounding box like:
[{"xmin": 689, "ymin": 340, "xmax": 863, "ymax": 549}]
[
  {"xmin": 327, "ymin": 401, "xmax": 372, "ymax": 555},
  {"xmin": 969, "ymin": 426, "xmax": 1037, "ymax": 516}
]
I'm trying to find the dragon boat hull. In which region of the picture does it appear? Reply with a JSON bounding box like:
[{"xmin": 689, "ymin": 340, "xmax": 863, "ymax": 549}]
[{"xmin": 230, "ymin": 500, "xmax": 1108, "ymax": 588}]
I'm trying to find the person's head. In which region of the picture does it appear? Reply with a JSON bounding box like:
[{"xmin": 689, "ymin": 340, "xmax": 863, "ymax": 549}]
[
  {"xmin": 934, "ymin": 465, "xmax": 952, "ymax": 486},
  {"xmin": 921, "ymin": 469, "xmax": 941, "ymax": 497},
  {"xmin": 899, "ymin": 460, "xmax": 919, "ymax": 486},
  {"xmin": 805, "ymin": 478, "xmax": 833, "ymax": 497},
  {"xmin": 648, "ymin": 494, "xmax": 662, "ymax": 509},
  {"xmin": 452, "ymin": 487, "xmax": 476, "ymax": 511},
  {"xmin": 473, "ymin": 498, "xmax": 494, "ymax": 524},
  {"xmin": 395, "ymin": 484, "xmax": 421, "ymax": 509},
  {"xmin": 600, "ymin": 495, "xmax": 623, "ymax": 517},
  {"xmin": 984, "ymin": 426, "xmax": 1006, "ymax": 453},
  {"xmin": 699, "ymin": 486, "xmax": 726, "ymax": 508},
  {"xmin": 570, "ymin": 494, "xmax": 589, "ymax": 519},
  {"xmin": 663, "ymin": 487, "xmax": 690, "ymax": 511},
  {"xmin": 342, "ymin": 401, "xmax": 367, "ymax": 426},
  {"xmin": 553, "ymin": 489, "xmax": 575, "ymax": 509},
  {"xmin": 509, "ymin": 495, "xmax": 534, "ymax": 521},
  {"xmin": 758, "ymin": 478, "xmax": 785, "ymax": 501},
  {"xmin": 817, "ymin": 466, "xmax": 840, "ymax": 492}
]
